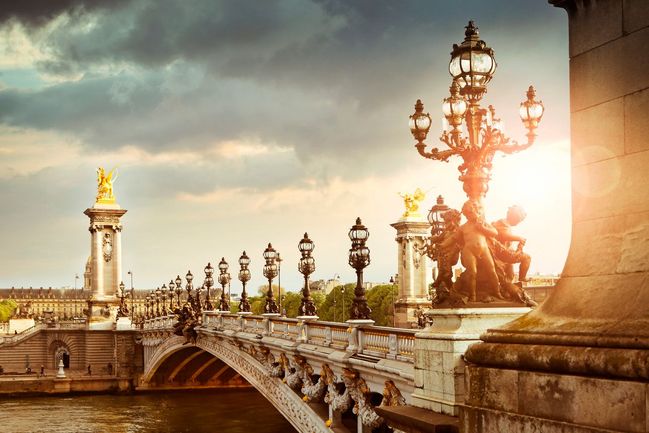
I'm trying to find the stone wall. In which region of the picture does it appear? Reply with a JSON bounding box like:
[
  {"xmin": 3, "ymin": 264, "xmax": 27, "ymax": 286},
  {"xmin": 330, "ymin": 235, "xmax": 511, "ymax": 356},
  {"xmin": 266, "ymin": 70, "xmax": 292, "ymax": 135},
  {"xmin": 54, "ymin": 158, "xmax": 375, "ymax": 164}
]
[{"xmin": 0, "ymin": 329, "xmax": 141, "ymax": 376}]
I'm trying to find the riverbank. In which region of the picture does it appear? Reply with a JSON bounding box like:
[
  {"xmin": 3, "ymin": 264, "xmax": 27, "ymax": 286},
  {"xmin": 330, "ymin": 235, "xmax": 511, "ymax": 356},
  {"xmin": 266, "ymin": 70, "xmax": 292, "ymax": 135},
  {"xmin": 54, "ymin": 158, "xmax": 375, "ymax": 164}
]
[
  {"xmin": 0, "ymin": 370, "xmax": 252, "ymax": 397},
  {"xmin": 0, "ymin": 373, "xmax": 134, "ymax": 396}
]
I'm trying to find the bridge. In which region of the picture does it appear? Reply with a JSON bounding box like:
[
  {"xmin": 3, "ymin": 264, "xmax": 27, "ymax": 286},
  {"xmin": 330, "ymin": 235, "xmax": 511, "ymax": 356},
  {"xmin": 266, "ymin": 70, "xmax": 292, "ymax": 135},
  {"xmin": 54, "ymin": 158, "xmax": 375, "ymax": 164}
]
[{"xmin": 140, "ymin": 312, "xmax": 432, "ymax": 433}]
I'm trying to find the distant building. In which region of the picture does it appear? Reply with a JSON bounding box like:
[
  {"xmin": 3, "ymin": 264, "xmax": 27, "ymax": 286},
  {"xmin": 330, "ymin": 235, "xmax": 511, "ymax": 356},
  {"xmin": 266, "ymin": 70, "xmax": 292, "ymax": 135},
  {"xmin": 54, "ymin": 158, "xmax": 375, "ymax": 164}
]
[{"xmin": 0, "ymin": 286, "xmax": 150, "ymax": 323}]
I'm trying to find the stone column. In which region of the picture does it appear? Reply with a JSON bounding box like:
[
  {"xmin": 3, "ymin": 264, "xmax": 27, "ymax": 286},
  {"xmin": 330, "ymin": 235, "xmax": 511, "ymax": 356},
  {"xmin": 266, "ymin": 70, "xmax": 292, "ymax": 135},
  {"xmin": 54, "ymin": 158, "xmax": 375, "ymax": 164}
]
[
  {"xmin": 113, "ymin": 227, "xmax": 122, "ymax": 298},
  {"xmin": 462, "ymin": 2, "xmax": 649, "ymax": 432},
  {"xmin": 93, "ymin": 227, "xmax": 104, "ymax": 299},
  {"xmin": 390, "ymin": 217, "xmax": 431, "ymax": 328}
]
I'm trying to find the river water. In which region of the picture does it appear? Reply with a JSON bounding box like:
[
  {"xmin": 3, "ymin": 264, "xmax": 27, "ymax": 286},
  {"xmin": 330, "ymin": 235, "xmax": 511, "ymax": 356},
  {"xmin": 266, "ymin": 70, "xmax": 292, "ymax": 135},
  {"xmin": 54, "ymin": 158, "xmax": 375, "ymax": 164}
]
[{"xmin": 0, "ymin": 389, "xmax": 297, "ymax": 433}]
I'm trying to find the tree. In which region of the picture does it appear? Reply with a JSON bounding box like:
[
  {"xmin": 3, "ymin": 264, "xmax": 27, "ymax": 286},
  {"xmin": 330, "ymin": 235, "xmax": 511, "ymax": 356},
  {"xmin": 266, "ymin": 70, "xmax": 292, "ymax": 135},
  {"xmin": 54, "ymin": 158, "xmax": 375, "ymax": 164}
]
[
  {"xmin": 318, "ymin": 284, "xmax": 356, "ymax": 322},
  {"xmin": 280, "ymin": 291, "xmax": 326, "ymax": 318},
  {"xmin": 367, "ymin": 284, "xmax": 398, "ymax": 326},
  {"xmin": 0, "ymin": 300, "xmax": 17, "ymax": 322}
]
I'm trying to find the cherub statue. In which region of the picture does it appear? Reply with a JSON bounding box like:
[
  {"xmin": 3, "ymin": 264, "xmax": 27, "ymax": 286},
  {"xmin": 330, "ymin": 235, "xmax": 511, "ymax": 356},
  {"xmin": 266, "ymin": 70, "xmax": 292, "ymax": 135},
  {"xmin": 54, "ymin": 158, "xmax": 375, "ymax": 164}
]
[
  {"xmin": 490, "ymin": 205, "xmax": 537, "ymax": 307},
  {"xmin": 96, "ymin": 167, "xmax": 118, "ymax": 203},
  {"xmin": 431, "ymin": 209, "xmax": 462, "ymax": 292},
  {"xmin": 491, "ymin": 205, "xmax": 531, "ymax": 283},
  {"xmin": 398, "ymin": 188, "xmax": 425, "ymax": 217},
  {"xmin": 455, "ymin": 200, "xmax": 502, "ymax": 302}
]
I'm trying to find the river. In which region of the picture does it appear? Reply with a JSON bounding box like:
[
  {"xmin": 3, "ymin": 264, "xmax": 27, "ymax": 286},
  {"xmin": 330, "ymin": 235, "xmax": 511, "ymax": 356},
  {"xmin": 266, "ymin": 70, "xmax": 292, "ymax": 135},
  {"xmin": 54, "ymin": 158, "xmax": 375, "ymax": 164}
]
[{"xmin": 0, "ymin": 389, "xmax": 297, "ymax": 433}]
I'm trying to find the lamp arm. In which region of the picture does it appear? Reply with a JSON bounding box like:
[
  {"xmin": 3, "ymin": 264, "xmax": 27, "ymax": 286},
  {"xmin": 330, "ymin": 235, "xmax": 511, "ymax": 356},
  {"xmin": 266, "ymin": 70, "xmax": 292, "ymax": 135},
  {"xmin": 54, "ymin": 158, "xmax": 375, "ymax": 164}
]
[{"xmin": 415, "ymin": 142, "xmax": 457, "ymax": 162}]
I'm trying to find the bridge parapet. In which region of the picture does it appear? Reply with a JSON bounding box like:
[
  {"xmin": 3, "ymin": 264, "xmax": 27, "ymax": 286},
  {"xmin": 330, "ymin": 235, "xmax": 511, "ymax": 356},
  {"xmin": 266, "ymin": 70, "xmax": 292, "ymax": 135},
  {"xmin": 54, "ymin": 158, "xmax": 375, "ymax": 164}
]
[{"xmin": 197, "ymin": 312, "xmax": 417, "ymax": 362}]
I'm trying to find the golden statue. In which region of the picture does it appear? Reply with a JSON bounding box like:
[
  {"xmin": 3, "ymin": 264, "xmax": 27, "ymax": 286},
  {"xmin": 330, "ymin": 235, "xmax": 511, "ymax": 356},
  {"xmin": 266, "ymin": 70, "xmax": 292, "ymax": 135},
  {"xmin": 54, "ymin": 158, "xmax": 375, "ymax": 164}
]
[
  {"xmin": 96, "ymin": 167, "xmax": 118, "ymax": 204},
  {"xmin": 399, "ymin": 188, "xmax": 425, "ymax": 217}
]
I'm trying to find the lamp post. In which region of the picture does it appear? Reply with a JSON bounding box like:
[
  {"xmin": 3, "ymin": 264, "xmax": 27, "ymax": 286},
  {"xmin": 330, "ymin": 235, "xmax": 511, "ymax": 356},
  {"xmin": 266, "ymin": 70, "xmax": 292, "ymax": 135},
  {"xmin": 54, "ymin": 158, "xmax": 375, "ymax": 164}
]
[
  {"xmin": 297, "ymin": 233, "xmax": 317, "ymax": 318},
  {"xmin": 348, "ymin": 217, "xmax": 372, "ymax": 321},
  {"xmin": 217, "ymin": 258, "xmax": 231, "ymax": 312},
  {"xmin": 389, "ymin": 276, "xmax": 396, "ymax": 327},
  {"xmin": 409, "ymin": 21, "xmax": 544, "ymax": 206},
  {"xmin": 145, "ymin": 294, "xmax": 150, "ymax": 319},
  {"xmin": 175, "ymin": 275, "xmax": 182, "ymax": 307},
  {"xmin": 238, "ymin": 251, "xmax": 252, "ymax": 314},
  {"xmin": 74, "ymin": 274, "xmax": 79, "ymax": 291},
  {"xmin": 127, "ymin": 271, "xmax": 134, "ymax": 322},
  {"xmin": 117, "ymin": 281, "xmax": 127, "ymax": 318},
  {"xmin": 155, "ymin": 287, "xmax": 161, "ymax": 317},
  {"xmin": 262, "ymin": 243, "xmax": 279, "ymax": 315},
  {"xmin": 203, "ymin": 263, "xmax": 214, "ymax": 311},
  {"xmin": 161, "ymin": 284, "xmax": 169, "ymax": 315},
  {"xmin": 408, "ymin": 21, "xmax": 544, "ymax": 305},
  {"xmin": 168, "ymin": 279, "xmax": 176, "ymax": 311},
  {"xmin": 276, "ymin": 253, "xmax": 283, "ymax": 314},
  {"xmin": 185, "ymin": 270, "xmax": 194, "ymax": 309}
]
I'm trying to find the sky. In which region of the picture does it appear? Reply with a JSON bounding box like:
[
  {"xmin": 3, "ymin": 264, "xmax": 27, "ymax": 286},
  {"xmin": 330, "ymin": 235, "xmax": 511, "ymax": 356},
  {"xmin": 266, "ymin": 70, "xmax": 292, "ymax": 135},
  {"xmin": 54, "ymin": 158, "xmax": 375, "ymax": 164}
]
[{"xmin": 0, "ymin": 0, "xmax": 570, "ymax": 293}]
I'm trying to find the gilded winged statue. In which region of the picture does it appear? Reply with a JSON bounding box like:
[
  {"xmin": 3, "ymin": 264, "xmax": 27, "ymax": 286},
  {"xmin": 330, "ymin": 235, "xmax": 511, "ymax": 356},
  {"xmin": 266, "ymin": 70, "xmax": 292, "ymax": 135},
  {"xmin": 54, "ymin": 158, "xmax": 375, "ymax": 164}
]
[
  {"xmin": 399, "ymin": 188, "xmax": 425, "ymax": 217},
  {"xmin": 96, "ymin": 167, "xmax": 118, "ymax": 204}
]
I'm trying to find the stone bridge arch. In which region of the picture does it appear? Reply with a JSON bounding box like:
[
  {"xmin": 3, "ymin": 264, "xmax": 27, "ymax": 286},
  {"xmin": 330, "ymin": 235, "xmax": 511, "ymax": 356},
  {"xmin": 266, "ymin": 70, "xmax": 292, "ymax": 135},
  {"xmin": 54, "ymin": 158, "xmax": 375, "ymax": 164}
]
[{"xmin": 142, "ymin": 335, "xmax": 330, "ymax": 433}]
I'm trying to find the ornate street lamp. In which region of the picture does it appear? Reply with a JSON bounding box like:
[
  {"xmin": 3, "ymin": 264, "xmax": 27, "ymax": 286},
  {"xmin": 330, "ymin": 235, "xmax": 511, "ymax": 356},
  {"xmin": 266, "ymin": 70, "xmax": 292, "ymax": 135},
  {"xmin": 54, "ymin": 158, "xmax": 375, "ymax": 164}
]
[
  {"xmin": 185, "ymin": 270, "xmax": 194, "ymax": 307},
  {"xmin": 203, "ymin": 263, "xmax": 214, "ymax": 311},
  {"xmin": 117, "ymin": 281, "xmax": 128, "ymax": 318},
  {"xmin": 297, "ymin": 233, "xmax": 317, "ymax": 318},
  {"xmin": 155, "ymin": 287, "xmax": 161, "ymax": 317},
  {"xmin": 348, "ymin": 218, "xmax": 372, "ymax": 321},
  {"xmin": 217, "ymin": 258, "xmax": 231, "ymax": 312},
  {"xmin": 428, "ymin": 195, "xmax": 450, "ymax": 237},
  {"xmin": 409, "ymin": 21, "xmax": 544, "ymax": 204},
  {"xmin": 144, "ymin": 294, "xmax": 150, "ymax": 319},
  {"xmin": 168, "ymin": 279, "xmax": 176, "ymax": 311},
  {"xmin": 409, "ymin": 21, "xmax": 544, "ymax": 306},
  {"xmin": 238, "ymin": 251, "xmax": 252, "ymax": 314},
  {"xmin": 161, "ymin": 284, "xmax": 168, "ymax": 315},
  {"xmin": 262, "ymin": 243, "xmax": 279, "ymax": 314},
  {"xmin": 174, "ymin": 275, "xmax": 183, "ymax": 308}
]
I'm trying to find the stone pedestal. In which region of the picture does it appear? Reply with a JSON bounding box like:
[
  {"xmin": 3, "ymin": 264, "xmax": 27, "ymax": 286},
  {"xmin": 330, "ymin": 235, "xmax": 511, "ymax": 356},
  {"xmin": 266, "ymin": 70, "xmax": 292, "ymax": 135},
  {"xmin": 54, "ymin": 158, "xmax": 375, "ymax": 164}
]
[
  {"xmin": 394, "ymin": 298, "xmax": 431, "ymax": 329},
  {"xmin": 412, "ymin": 307, "xmax": 529, "ymax": 416},
  {"xmin": 8, "ymin": 318, "xmax": 35, "ymax": 333},
  {"xmin": 390, "ymin": 217, "xmax": 432, "ymax": 328}
]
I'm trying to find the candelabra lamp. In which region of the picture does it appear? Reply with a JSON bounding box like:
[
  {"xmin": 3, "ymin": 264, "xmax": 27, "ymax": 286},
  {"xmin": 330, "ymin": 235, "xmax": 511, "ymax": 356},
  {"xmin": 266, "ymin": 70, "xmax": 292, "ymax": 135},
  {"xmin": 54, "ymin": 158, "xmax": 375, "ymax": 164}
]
[
  {"xmin": 238, "ymin": 251, "xmax": 252, "ymax": 314},
  {"xmin": 297, "ymin": 233, "xmax": 317, "ymax": 318},
  {"xmin": 262, "ymin": 243, "xmax": 280, "ymax": 314},
  {"xmin": 409, "ymin": 21, "xmax": 544, "ymax": 204},
  {"xmin": 348, "ymin": 218, "xmax": 372, "ymax": 321},
  {"xmin": 408, "ymin": 21, "xmax": 544, "ymax": 307}
]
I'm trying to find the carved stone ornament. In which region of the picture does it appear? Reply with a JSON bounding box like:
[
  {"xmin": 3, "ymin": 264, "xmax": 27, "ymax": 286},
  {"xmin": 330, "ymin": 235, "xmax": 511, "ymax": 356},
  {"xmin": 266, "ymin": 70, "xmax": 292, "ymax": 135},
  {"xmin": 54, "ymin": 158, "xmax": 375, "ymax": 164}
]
[{"xmin": 102, "ymin": 232, "xmax": 113, "ymax": 262}]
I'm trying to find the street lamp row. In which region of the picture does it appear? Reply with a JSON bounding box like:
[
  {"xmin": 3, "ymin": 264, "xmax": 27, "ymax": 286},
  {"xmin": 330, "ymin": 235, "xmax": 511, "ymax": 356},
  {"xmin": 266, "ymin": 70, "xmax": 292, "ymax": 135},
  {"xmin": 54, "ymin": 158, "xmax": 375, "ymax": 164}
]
[{"xmin": 142, "ymin": 218, "xmax": 373, "ymax": 322}]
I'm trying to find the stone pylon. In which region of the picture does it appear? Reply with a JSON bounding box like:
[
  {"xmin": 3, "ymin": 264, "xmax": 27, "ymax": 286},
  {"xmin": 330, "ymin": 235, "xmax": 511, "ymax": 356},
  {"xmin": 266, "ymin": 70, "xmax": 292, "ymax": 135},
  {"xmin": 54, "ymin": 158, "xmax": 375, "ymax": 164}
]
[
  {"xmin": 84, "ymin": 201, "xmax": 127, "ymax": 326},
  {"xmin": 390, "ymin": 215, "xmax": 431, "ymax": 328}
]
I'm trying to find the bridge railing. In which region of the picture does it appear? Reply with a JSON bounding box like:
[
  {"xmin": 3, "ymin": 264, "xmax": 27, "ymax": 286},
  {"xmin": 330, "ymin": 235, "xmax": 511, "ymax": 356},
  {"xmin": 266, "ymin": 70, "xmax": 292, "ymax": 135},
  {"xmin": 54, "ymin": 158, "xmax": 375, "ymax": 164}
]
[
  {"xmin": 143, "ymin": 313, "xmax": 417, "ymax": 362},
  {"xmin": 196, "ymin": 312, "xmax": 417, "ymax": 362}
]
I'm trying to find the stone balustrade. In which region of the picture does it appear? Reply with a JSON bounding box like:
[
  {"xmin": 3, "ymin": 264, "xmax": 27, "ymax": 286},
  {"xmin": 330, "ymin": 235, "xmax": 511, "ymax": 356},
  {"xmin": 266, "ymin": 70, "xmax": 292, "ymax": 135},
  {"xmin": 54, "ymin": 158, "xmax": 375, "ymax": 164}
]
[{"xmin": 143, "ymin": 312, "xmax": 417, "ymax": 363}]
